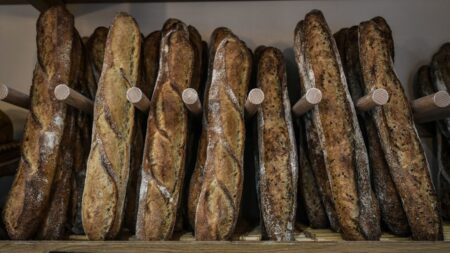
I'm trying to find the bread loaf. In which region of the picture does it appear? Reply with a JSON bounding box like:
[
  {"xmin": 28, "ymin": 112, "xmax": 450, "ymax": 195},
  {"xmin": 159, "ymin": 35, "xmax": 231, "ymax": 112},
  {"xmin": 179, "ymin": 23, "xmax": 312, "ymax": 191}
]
[
  {"xmin": 85, "ymin": 27, "xmax": 109, "ymax": 89},
  {"xmin": 359, "ymin": 20, "xmax": 443, "ymax": 240},
  {"xmin": 297, "ymin": 122, "xmax": 329, "ymax": 229},
  {"xmin": 334, "ymin": 24, "xmax": 409, "ymax": 236},
  {"xmin": 135, "ymin": 19, "xmax": 195, "ymax": 240},
  {"xmin": 254, "ymin": 46, "xmax": 297, "ymax": 241},
  {"xmin": 431, "ymin": 43, "xmax": 450, "ymax": 138},
  {"xmin": 187, "ymin": 27, "xmax": 233, "ymax": 229},
  {"xmin": 142, "ymin": 31, "xmax": 161, "ymax": 99},
  {"xmin": 3, "ymin": 6, "xmax": 78, "ymax": 240},
  {"xmin": 294, "ymin": 10, "xmax": 380, "ymax": 240},
  {"xmin": 194, "ymin": 31, "xmax": 251, "ymax": 241},
  {"xmin": 82, "ymin": 12, "xmax": 142, "ymax": 240}
]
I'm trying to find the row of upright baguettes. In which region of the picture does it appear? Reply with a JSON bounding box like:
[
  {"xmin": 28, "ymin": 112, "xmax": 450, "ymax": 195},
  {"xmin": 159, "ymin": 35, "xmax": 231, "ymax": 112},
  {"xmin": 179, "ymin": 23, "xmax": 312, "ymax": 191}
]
[{"xmin": 0, "ymin": 5, "xmax": 449, "ymax": 241}]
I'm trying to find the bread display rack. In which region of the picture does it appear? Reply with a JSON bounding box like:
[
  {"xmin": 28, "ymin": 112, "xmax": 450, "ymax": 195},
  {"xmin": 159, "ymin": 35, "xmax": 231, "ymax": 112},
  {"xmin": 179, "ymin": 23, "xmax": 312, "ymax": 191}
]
[{"xmin": 1, "ymin": 1, "xmax": 450, "ymax": 253}]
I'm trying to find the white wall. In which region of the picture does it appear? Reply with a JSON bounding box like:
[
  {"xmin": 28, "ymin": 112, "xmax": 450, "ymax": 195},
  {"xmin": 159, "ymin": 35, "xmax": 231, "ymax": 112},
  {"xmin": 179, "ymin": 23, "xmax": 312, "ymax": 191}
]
[{"xmin": 1, "ymin": 0, "xmax": 449, "ymax": 138}]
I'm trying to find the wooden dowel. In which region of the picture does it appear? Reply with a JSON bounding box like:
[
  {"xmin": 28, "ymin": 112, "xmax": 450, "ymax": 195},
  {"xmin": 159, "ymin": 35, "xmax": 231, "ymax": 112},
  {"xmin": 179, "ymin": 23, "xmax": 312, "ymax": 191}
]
[
  {"xmin": 54, "ymin": 84, "xmax": 93, "ymax": 114},
  {"xmin": 126, "ymin": 87, "xmax": 150, "ymax": 113},
  {"xmin": 182, "ymin": 88, "xmax": 202, "ymax": 116},
  {"xmin": 413, "ymin": 91, "xmax": 450, "ymax": 123},
  {"xmin": 245, "ymin": 88, "xmax": 265, "ymax": 117},
  {"xmin": 292, "ymin": 88, "xmax": 322, "ymax": 116},
  {"xmin": 0, "ymin": 84, "xmax": 30, "ymax": 109},
  {"xmin": 356, "ymin": 88, "xmax": 389, "ymax": 112}
]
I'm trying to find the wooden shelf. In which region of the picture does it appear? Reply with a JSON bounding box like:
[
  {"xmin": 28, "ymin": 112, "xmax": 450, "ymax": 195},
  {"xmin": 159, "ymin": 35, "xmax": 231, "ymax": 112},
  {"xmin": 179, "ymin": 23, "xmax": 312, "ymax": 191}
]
[{"xmin": 0, "ymin": 224, "xmax": 449, "ymax": 253}]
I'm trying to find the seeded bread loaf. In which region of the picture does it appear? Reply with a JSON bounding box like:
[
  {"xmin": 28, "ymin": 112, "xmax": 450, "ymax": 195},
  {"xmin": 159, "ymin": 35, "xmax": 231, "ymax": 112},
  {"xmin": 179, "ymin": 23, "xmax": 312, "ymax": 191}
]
[
  {"xmin": 194, "ymin": 31, "xmax": 251, "ymax": 241},
  {"xmin": 334, "ymin": 23, "xmax": 409, "ymax": 236},
  {"xmin": 3, "ymin": 6, "xmax": 78, "ymax": 240},
  {"xmin": 82, "ymin": 12, "xmax": 142, "ymax": 240},
  {"xmin": 135, "ymin": 19, "xmax": 195, "ymax": 240},
  {"xmin": 294, "ymin": 10, "xmax": 380, "ymax": 240},
  {"xmin": 255, "ymin": 46, "xmax": 298, "ymax": 241},
  {"xmin": 359, "ymin": 20, "xmax": 443, "ymax": 240}
]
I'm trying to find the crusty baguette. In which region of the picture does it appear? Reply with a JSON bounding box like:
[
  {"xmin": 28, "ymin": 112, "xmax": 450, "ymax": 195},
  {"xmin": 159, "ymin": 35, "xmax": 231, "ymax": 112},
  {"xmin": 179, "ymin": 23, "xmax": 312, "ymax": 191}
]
[
  {"xmin": 2, "ymin": 6, "xmax": 77, "ymax": 240},
  {"xmin": 142, "ymin": 31, "xmax": 161, "ymax": 99},
  {"xmin": 334, "ymin": 25, "xmax": 408, "ymax": 236},
  {"xmin": 82, "ymin": 12, "xmax": 142, "ymax": 240},
  {"xmin": 297, "ymin": 122, "xmax": 329, "ymax": 229},
  {"xmin": 187, "ymin": 27, "xmax": 233, "ymax": 229},
  {"xmin": 437, "ymin": 134, "xmax": 450, "ymax": 220},
  {"xmin": 359, "ymin": 20, "xmax": 443, "ymax": 240},
  {"xmin": 85, "ymin": 27, "xmax": 109, "ymax": 89},
  {"xmin": 431, "ymin": 43, "xmax": 450, "ymax": 138},
  {"xmin": 194, "ymin": 32, "xmax": 251, "ymax": 241},
  {"xmin": 294, "ymin": 10, "xmax": 380, "ymax": 240},
  {"xmin": 135, "ymin": 19, "xmax": 195, "ymax": 240},
  {"xmin": 371, "ymin": 17, "xmax": 395, "ymax": 61},
  {"xmin": 255, "ymin": 46, "xmax": 298, "ymax": 241}
]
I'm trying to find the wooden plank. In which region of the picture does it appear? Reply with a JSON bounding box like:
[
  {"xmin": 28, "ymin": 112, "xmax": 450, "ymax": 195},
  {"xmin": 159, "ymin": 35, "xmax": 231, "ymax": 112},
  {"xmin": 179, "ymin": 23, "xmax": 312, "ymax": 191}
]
[{"xmin": 0, "ymin": 240, "xmax": 449, "ymax": 253}]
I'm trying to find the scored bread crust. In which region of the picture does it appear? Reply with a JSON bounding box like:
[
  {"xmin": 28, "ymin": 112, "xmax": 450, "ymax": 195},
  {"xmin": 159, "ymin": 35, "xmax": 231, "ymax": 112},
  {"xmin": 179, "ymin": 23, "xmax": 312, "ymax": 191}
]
[
  {"xmin": 256, "ymin": 47, "xmax": 298, "ymax": 241},
  {"xmin": 359, "ymin": 20, "xmax": 443, "ymax": 240},
  {"xmin": 85, "ymin": 26, "xmax": 109, "ymax": 90},
  {"xmin": 334, "ymin": 25, "xmax": 408, "ymax": 236},
  {"xmin": 142, "ymin": 30, "xmax": 162, "ymax": 99},
  {"xmin": 82, "ymin": 12, "xmax": 142, "ymax": 240},
  {"xmin": 2, "ymin": 6, "xmax": 77, "ymax": 240},
  {"xmin": 294, "ymin": 10, "xmax": 380, "ymax": 240},
  {"xmin": 187, "ymin": 27, "xmax": 233, "ymax": 229},
  {"xmin": 194, "ymin": 33, "xmax": 251, "ymax": 241},
  {"xmin": 135, "ymin": 19, "xmax": 194, "ymax": 240}
]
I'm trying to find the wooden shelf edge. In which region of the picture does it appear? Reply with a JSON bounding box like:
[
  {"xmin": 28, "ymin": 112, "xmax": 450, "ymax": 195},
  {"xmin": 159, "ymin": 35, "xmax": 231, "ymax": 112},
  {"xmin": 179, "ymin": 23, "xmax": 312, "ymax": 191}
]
[{"xmin": 0, "ymin": 240, "xmax": 449, "ymax": 253}]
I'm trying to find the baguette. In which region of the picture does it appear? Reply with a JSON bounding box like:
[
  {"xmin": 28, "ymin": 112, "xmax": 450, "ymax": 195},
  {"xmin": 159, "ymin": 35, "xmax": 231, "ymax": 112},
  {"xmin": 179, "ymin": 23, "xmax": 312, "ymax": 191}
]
[
  {"xmin": 437, "ymin": 134, "xmax": 450, "ymax": 220},
  {"xmin": 255, "ymin": 46, "xmax": 298, "ymax": 241},
  {"xmin": 431, "ymin": 43, "xmax": 450, "ymax": 138},
  {"xmin": 294, "ymin": 10, "xmax": 380, "ymax": 240},
  {"xmin": 297, "ymin": 121, "xmax": 329, "ymax": 229},
  {"xmin": 135, "ymin": 19, "xmax": 195, "ymax": 240},
  {"xmin": 82, "ymin": 12, "xmax": 142, "ymax": 240},
  {"xmin": 194, "ymin": 32, "xmax": 251, "ymax": 240},
  {"xmin": 142, "ymin": 31, "xmax": 161, "ymax": 99},
  {"xmin": 3, "ymin": 6, "xmax": 77, "ymax": 240},
  {"xmin": 334, "ymin": 24, "xmax": 408, "ymax": 236},
  {"xmin": 187, "ymin": 27, "xmax": 233, "ymax": 229},
  {"xmin": 359, "ymin": 20, "xmax": 443, "ymax": 240},
  {"xmin": 85, "ymin": 27, "xmax": 109, "ymax": 88}
]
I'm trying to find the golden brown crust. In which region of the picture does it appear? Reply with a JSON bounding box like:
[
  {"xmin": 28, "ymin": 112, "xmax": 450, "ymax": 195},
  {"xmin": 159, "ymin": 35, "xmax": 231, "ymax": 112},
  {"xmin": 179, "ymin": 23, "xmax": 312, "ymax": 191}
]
[
  {"xmin": 135, "ymin": 19, "xmax": 194, "ymax": 240},
  {"xmin": 2, "ymin": 6, "xmax": 76, "ymax": 240},
  {"xmin": 334, "ymin": 25, "xmax": 407, "ymax": 236},
  {"xmin": 256, "ymin": 47, "xmax": 298, "ymax": 241},
  {"xmin": 359, "ymin": 20, "xmax": 443, "ymax": 240},
  {"xmin": 187, "ymin": 27, "xmax": 233, "ymax": 229},
  {"xmin": 194, "ymin": 32, "xmax": 251, "ymax": 241},
  {"xmin": 86, "ymin": 27, "xmax": 108, "ymax": 89},
  {"xmin": 82, "ymin": 12, "xmax": 142, "ymax": 240},
  {"xmin": 294, "ymin": 10, "xmax": 380, "ymax": 240}
]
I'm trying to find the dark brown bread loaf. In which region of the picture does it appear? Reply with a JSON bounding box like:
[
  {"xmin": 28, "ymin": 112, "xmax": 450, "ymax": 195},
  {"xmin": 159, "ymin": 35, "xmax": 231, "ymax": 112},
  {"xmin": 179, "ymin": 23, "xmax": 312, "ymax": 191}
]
[
  {"xmin": 334, "ymin": 25, "xmax": 409, "ymax": 236},
  {"xmin": 142, "ymin": 31, "xmax": 161, "ymax": 99},
  {"xmin": 187, "ymin": 27, "xmax": 233, "ymax": 229},
  {"xmin": 437, "ymin": 135, "xmax": 450, "ymax": 220},
  {"xmin": 85, "ymin": 27, "xmax": 109, "ymax": 88},
  {"xmin": 431, "ymin": 43, "xmax": 450, "ymax": 138},
  {"xmin": 135, "ymin": 19, "xmax": 195, "ymax": 240},
  {"xmin": 297, "ymin": 122, "xmax": 329, "ymax": 229},
  {"xmin": 194, "ymin": 31, "xmax": 251, "ymax": 241},
  {"xmin": 0, "ymin": 111, "xmax": 13, "ymax": 144},
  {"xmin": 2, "ymin": 6, "xmax": 78, "ymax": 240},
  {"xmin": 294, "ymin": 10, "xmax": 380, "ymax": 240},
  {"xmin": 255, "ymin": 46, "xmax": 298, "ymax": 241},
  {"xmin": 82, "ymin": 12, "xmax": 142, "ymax": 240},
  {"xmin": 359, "ymin": 20, "xmax": 443, "ymax": 240},
  {"xmin": 414, "ymin": 65, "xmax": 437, "ymax": 137}
]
